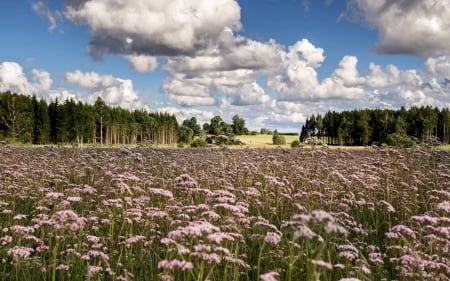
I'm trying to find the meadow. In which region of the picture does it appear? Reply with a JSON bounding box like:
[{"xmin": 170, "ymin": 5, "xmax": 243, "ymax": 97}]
[
  {"xmin": 236, "ymin": 134, "xmax": 299, "ymax": 148},
  {"xmin": 0, "ymin": 144, "xmax": 449, "ymax": 281}
]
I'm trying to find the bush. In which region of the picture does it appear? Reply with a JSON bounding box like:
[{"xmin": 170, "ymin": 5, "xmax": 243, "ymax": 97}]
[
  {"xmin": 177, "ymin": 142, "xmax": 185, "ymax": 148},
  {"xmin": 272, "ymin": 135, "xmax": 286, "ymax": 145},
  {"xmin": 291, "ymin": 140, "xmax": 301, "ymax": 148},
  {"xmin": 386, "ymin": 133, "xmax": 416, "ymax": 148},
  {"xmin": 272, "ymin": 130, "xmax": 286, "ymax": 145},
  {"xmin": 190, "ymin": 138, "xmax": 207, "ymax": 147}
]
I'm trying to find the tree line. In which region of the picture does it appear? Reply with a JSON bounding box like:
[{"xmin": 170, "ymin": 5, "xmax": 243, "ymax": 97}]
[
  {"xmin": 300, "ymin": 107, "xmax": 450, "ymax": 146},
  {"xmin": 0, "ymin": 91, "xmax": 178, "ymax": 146},
  {"xmin": 0, "ymin": 91, "xmax": 251, "ymax": 146}
]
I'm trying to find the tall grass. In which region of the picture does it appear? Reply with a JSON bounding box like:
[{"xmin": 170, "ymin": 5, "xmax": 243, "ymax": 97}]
[{"xmin": 0, "ymin": 145, "xmax": 449, "ymax": 280}]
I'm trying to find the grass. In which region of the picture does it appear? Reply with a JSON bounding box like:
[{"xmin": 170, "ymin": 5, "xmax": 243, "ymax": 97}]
[
  {"xmin": 0, "ymin": 145, "xmax": 449, "ymax": 281},
  {"xmin": 236, "ymin": 134, "xmax": 299, "ymax": 148}
]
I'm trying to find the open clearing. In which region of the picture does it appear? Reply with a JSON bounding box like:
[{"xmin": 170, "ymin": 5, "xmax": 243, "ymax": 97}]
[{"xmin": 236, "ymin": 134, "xmax": 299, "ymax": 148}]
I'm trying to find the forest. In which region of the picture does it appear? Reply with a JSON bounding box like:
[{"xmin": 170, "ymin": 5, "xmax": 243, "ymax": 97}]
[
  {"xmin": 0, "ymin": 91, "xmax": 178, "ymax": 146},
  {"xmin": 300, "ymin": 107, "xmax": 450, "ymax": 146}
]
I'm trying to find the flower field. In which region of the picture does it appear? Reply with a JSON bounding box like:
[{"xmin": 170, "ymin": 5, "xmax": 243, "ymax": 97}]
[{"xmin": 0, "ymin": 145, "xmax": 449, "ymax": 281}]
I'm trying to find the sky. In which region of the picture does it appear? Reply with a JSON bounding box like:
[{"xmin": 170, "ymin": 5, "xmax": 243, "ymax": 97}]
[{"xmin": 1, "ymin": 0, "xmax": 450, "ymax": 132}]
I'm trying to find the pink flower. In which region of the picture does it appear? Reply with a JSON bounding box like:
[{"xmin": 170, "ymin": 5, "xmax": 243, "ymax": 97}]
[
  {"xmin": 158, "ymin": 259, "xmax": 193, "ymax": 271},
  {"xmin": 7, "ymin": 246, "xmax": 34, "ymax": 259},
  {"xmin": 264, "ymin": 232, "xmax": 281, "ymax": 246},
  {"xmin": 88, "ymin": 266, "xmax": 103, "ymax": 276},
  {"xmin": 311, "ymin": 259, "xmax": 333, "ymax": 270},
  {"xmin": 436, "ymin": 201, "xmax": 450, "ymax": 213},
  {"xmin": 56, "ymin": 264, "xmax": 70, "ymax": 271},
  {"xmin": 51, "ymin": 210, "xmax": 86, "ymax": 232},
  {"xmin": 260, "ymin": 271, "xmax": 279, "ymax": 281},
  {"xmin": 206, "ymin": 232, "xmax": 235, "ymax": 244}
]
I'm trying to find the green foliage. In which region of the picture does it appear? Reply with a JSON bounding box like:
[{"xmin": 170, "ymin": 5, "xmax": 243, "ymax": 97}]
[
  {"xmin": 0, "ymin": 92, "xmax": 178, "ymax": 145},
  {"xmin": 272, "ymin": 130, "xmax": 286, "ymax": 145},
  {"xmin": 178, "ymin": 125, "xmax": 194, "ymax": 144},
  {"xmin": 260, "ymin": 128, "xmax": 272, "ymax": 135},
  {"xmin": 190, "ymin": 138, "xmax": 207, "ymax": 147},
  {"xmin": 303, "ymin": 106, "xmax": 450, "ymax": 146},
  {"xmin": 291, "ymin": 139, "xmax": 300, "ymax": 148},
  {"xmin": 182, "ymin": 117, "xmax": 202, "ymax": 136},
  {"xmin": 232, "ymin": 114, "xmax": 247, "ymax": 135},
  {"xmin": 386, "ymin": 133, "xmax": 417, "ymax": 148}
]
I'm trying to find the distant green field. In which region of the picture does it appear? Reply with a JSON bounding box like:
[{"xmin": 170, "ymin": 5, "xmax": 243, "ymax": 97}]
[{"xmin": 236, "ymin": 134, "xmax": 299, "ymax": 148}]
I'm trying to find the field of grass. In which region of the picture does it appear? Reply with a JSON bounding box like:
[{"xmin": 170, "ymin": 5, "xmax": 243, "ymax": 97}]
[
  {"xmin": 0, "ymin": 144, "xmax": 449, "ymax": 281},
  {"xmin": 236, "ymin": 134, "xmax": 299, "ymax": 148}
]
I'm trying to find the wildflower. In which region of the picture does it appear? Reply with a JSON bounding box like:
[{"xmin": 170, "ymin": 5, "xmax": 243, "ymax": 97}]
[
  {"xmin": 386, "ymin": 225, "xmax": 416, "ymax": 240},
  {"xmin": 369, "ymin": 252, "xmax": 384, "ymax": 264},
  {"xmin": 67, "ymin": 196, "xmax": 82, "ymax": 202},
  {"xmin": 51, "ymin": 210, "xmax": 86, "ymax": 232},
  {"xmin": 149, "ymin": 188, "xmax": 173, "ymax": 199},
  {"xmin": 174, "ymin": 174, "xmax": 198, "ymax": 190},
  {"xmin": 264, "ymin": 232, "xmax": 281, "ymax": 246},
  {"xmin": 125, "ymin": 235, "xmax": 145, "ymax": 247},
  {"xmin": 260, "ymin": 271, "xmax": 279, "ymax": 281},
  {"xmin": 13, "ymin": 214, "xmax": 27, "ymax": 220},
  {"xmin": 158, "ymin": 259, "xmax": 194, "ymax": 271},
  {"xmin": 7, "ymin": 246, "xmax": 34, "ymax": 259},
  {"xmin": 56, "ymin": 264, "xmax": 70, "ymax": 271},
  {"xmin": 206, "ymin": 232, "xmax": 235, "ymax": 244},
  {"xmin": 379, "ymin": 200, "xmax": 396, "ymax": 213},
  {"xmin": 294, "ymin": 225, "xmax": 317, "ymax": 240},
  {"xmin": 88, "ymin": 266, "xmax": 103, "ymax": 276},
  {"xmin": 436, "ymin": 201, "xmax": 450, "ymax": 213},
  {"xmin": 311, "ymin": 259, "xmax": 333, "ymax": 270}
]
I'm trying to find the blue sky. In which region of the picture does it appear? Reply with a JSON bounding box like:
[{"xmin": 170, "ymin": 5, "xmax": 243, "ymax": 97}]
[{"xmin": 1, "ymin": 0, "xmax": 450, "ymax": 132}]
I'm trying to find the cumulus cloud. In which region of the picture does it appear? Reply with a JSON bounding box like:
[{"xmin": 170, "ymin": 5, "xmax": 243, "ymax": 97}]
[
  {"xmin": 63, "ymin": 0, "xmax": 242, "ymax": 58},
  {"xmin": 0, "ymin": 61, "xmax": 52, "ymax": 95},
  {"xmin": 64, "ymin": 70, "xmax": 145, "ymax": 109},
  {"xmin": 267, "ymin": 39, "xmax": 365, "ymax": 102},
  {"xmin": 229, "ymin": 82, "xmax": 270, "ymax": 106},
  {"xmin": 125, "ymin": 55, "xmax": 159, "ymax": 72},
  {"xmin": 161, "ymin": 28, "xmax": 280, "ymax": 107},
  {"xmin": 348, "ymin": 0, "xmax": 450, "ymax": 56}
]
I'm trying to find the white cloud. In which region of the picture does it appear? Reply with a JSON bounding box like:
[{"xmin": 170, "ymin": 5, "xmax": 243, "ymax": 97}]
[
  {"xmin": 426, "ymin": 56, "xmax": 450, "ymax": 78},
  {"xmin": 349, "ymin": 0, "xmax": 450, "ymax": 56},
  {"xmin": 0, "ymin": 61, "xmax": 52, "ymax": 96},
  {"xmin": 157, "ymin": 106, "xmax": 215, "ymax": 126},
  {"xmin": 267, "ymin": 39, "xmax": 365, "ymax": 102},
  {"xmin": 31, "ymin": 0, "xmax": 62, "ymax": 31},
  {"xmin": 332, "ymin": 56, "xmax": 365, "ymax": 87},
  {"xmin": 63, "ymin": 0, "xmax": 242, "ymax": 58},
  {"xmin": 161, "ymin": 29, "xmax": 281, "ymax": 107},
  {"xmin": 125, "ymin": 55, "xmax": 159, "ymax": 72},
  {"xmin": 64, "ymin": 70, "xmax": 145, "ymax": 109},
  {"xmin": 230, "ymin": 82, "xmax": 270, "ymax": 106}
]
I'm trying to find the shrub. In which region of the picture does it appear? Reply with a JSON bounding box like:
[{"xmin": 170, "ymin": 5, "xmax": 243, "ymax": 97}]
[
  {"xmin": 386, "ymin": 133, "xmax": 416, "ymax": 148},
  {"xmin": 190, "ymin": 138, "xmax": 207, "ymax": 147},
  {"xmin": 291, "ymin": 140, "xmax": 301, "ymax": 148},
  {"xmin": 272, "ymin": 130, "xmax": 286, "ymax": 145}
]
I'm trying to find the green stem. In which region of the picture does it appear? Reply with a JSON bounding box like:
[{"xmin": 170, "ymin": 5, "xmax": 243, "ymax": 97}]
[
  {"xmin": 51, "ymin": 238, "xmax": 60, "ymax": 281},
  {"xmin": 256, "ymin": 242, "xmax": 266, "ymax": 279}
]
